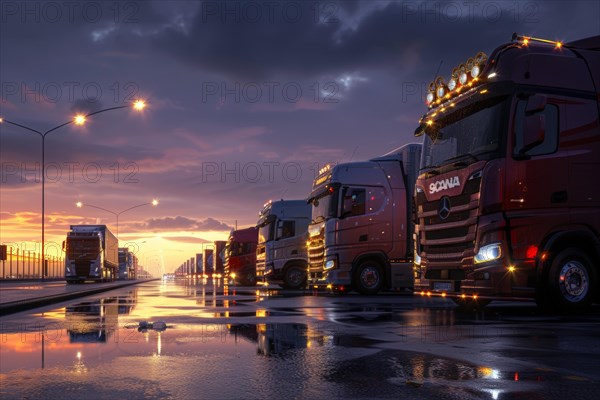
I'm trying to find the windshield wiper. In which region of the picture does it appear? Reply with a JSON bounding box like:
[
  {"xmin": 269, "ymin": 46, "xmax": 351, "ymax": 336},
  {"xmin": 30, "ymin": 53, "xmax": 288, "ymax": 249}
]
[{"xmin": 420, "ymin": 165, "xmax": 441, "ymax": 176}]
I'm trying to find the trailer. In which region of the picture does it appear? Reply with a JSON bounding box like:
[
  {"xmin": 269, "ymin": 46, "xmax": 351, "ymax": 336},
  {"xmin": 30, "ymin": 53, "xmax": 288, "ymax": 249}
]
[{"xmin": 64, "ymin": 225, "xmax": 118, "ymax": 283}]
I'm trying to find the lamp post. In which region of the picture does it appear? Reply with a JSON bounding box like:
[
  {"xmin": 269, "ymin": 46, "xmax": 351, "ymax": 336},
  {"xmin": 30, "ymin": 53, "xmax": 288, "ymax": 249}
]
[
  {"xmin": 76, "ymin": 199, "xmax": 159, "ymax": 240},
  {"xmin": 0, "ymin": 100, "xmax": 147, "ymax": 278}
]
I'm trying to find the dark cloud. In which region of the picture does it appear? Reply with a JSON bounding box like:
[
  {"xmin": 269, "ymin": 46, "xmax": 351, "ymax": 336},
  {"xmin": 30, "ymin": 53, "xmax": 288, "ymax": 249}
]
[
  {"xmin": 163, "ymin": 236, "xmax": 211, "ymax": 244},
  {"xmin": 137, "ymin": 216, "xmax": 232, "ymax": 232},
  {"xmin": 196, "ymin": 217, "xmax": 233, "ymax": 231},
  {"xmin": 151, "ymin": 1, "xmax": 599, "ymax": 82}
]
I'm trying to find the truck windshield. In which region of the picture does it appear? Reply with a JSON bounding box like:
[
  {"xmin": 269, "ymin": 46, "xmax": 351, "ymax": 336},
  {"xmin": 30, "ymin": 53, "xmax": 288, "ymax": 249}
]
[
  {"xmin": 310, "ymin": 188, "xmax": 339, "ymax": 223},
  {"xmin": 227, "ymin": 241, "xmax": 252, "ymax": 257},
  {"xmin": 67, "ymin": 238, "xmax": 100, "ymax": 260},
  {"xmin": 258, "ymin": 222, "xmax": 274, "ymax": 244},
  {"xmin": 421, "ymin": 96, "xmax": 508, "ymax": 171}
]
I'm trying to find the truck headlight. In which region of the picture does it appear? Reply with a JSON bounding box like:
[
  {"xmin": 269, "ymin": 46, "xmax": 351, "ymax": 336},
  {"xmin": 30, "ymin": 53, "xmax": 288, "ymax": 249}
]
[
  {"xmin": 414, "ymin": 253, "xmax": 422, "ymax": 266},
  {"xmin": 324, "ymin": 255, "xmax": 338, "ymax": 270},
  {"xmin": 474, "ymin": 243, "xmax": 502, "ymax": 264},
  {"xmin": 265, "ymin": 264, "xmax": 274, "ymax": 274}
]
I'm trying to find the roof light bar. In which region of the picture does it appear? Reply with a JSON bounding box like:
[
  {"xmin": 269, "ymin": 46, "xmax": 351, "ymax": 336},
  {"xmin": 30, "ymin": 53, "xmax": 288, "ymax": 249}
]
[
  {"xmin": 512, "ymin": 33, "xmax": 563, "ymax": 49},
  {"xmin": 425, "ymin": 51, "xmax": 488, "ymax": 108}
]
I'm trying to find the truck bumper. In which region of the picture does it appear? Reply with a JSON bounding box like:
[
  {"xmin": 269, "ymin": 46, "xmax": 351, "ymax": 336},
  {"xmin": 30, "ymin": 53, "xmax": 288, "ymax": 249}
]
[
  {"xmin": 307, "ymin": 268, "xmax": 328, "ymax": 287},
  {"xmin": 415, "ymin": 260, "xmax": 536, "ymax": 299},
  {"xmin": 325, "ymin": 269, "xmax": 352, "ymax": 287}
]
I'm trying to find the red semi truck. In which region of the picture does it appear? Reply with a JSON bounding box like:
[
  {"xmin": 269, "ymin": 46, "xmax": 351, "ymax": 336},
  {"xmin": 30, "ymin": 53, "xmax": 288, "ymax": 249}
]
[
  {"xmin": 224, "ymin": 227, "xmax": 258, "ymax": 286},
  {"xmin": 413, "ymin": 34, "xmax": 600, "ymax": 310}
]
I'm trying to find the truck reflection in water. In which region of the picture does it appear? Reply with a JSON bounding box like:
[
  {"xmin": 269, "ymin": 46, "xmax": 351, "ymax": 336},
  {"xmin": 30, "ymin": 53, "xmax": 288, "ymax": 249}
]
[
  {"xmin": 65, "ymin": 289, "xmax": 137, "ymax": 343},
  {"xmin": 257, "ymin": 323, "xmax": 309, "ymax": 356},
  {"xmin": 228, "ymin": 323, "xmax": 313, "ymax": 356}
]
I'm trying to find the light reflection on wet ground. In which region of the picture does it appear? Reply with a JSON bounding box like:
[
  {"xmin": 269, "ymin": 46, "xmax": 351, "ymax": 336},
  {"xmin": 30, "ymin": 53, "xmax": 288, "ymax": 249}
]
[{"xmin": 1, "ymin": 280, "xmax": 599, "ymax": 399}]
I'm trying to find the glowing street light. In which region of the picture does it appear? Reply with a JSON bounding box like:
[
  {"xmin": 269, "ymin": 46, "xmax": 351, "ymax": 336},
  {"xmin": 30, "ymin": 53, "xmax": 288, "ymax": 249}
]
[
  {"xmin": 0, "ymin": 100, "xmax": 147, "ymax": 278},
  {"xmin": 76, "ymin": 199, "xmax": 159, "ymax": 240},
  {"xmin": 74, "ymin": 114, "xmax": 86, "ymax": 125},
  {"xmin": 133, "ymin": 100, "xmax": 147, "ymax": 111}
]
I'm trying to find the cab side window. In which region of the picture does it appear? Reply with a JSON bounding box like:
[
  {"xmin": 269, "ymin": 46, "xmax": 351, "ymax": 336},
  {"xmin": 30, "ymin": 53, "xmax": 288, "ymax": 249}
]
[
  {"xmin": 279, "ymin": 221, "xmax": 295, "ymax": 239},
  {"xmin": 342, "ymin": 188, "xmax": 366, "ymax": 217},
  {"xmin": 514, "ymin": 98, "xmax": 559, "ymax": 157}
]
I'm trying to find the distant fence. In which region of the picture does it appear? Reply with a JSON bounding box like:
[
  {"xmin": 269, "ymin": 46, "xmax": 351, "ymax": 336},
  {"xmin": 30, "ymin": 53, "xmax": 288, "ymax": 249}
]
[{"xmin": 0, "ymin": 247, "xmax": 64, "ymax": 280}]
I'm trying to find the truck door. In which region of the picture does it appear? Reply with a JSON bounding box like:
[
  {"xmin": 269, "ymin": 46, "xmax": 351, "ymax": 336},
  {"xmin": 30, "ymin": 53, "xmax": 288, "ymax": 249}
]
[
  {"xmin": 275, "ymin": 220, "xmax": 296, "ymax": 262},
  {"xmin": 506, "ymin": 94, "xmax": 565, "ymax": 258},
  {"xmin": 339, "ymin": 187, "xmax": 369, "ymax": 254},
  {"xmin": 508, "ymin": 94, "xmax": 564, "ymax": 211}
]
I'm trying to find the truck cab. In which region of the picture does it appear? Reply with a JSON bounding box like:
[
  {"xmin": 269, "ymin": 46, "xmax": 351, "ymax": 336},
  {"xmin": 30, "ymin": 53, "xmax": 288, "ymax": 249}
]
[
  {"xmin": 224, "ymin": 227, "xmax": 258, "ymax": 286},
  {"xmin": 118, "ymin": 248, "xmax": 133, "ymax": 280},
  {"xmin": 256, "ymin": 200, "xmax": 311, "ymax": 289},
  {"xmin": 414, "ymin": 35, "xmax": 600, "ymax": 310},
  {"xmin": 307, "ymin": 144, "xmax": 421, "ymax": 294}
]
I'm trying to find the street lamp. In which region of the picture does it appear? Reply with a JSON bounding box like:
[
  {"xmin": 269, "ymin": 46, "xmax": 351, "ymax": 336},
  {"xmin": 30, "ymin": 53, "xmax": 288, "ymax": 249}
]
[
  {"xmin": 76, "ymin": 199, "xmax": 159, "ymax": 240},
  {"xmin": 0, "ymin": 100, "xmax": 147, "ymax": 278}
]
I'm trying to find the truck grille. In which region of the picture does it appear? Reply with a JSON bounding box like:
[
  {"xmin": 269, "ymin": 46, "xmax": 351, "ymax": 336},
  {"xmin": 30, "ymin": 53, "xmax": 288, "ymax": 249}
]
[
  {"xmin": 75, "ymin": 264, "xmax": 89, "ymax": 277},
  {"xmin": 307, "ymin": 231, "xmax": 324, "ymax": 273},
  {"xmin": 256, "ymin": 244, "xmax": 266, "ymax": 272},
  {"xmin": 416, "ymin": 177, "xmax": 481, "ymax": 269}
]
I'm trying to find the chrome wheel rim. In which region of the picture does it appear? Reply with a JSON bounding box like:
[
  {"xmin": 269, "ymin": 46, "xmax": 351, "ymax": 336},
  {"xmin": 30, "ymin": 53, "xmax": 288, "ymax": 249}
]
[{"xmin": 559, "ymin": 261, "xmax": 589, "ymax": 302}]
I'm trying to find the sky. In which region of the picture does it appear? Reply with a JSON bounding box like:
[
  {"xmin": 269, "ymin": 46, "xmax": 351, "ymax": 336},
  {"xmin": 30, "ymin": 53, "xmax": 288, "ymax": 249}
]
[{"xmin": 1, "ymin": 0, "xmax": 599, "ymax": 273}]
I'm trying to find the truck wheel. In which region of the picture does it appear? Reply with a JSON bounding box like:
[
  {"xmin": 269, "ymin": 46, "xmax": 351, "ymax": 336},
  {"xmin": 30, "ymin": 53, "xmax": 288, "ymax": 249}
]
[
  {"xmin": 239, "ymin": 268, "xmax": 256, "ymax": 286},
  {"xmin": 283, "ymin": 265, "xmax": 306, "ymax": 290},
  {"xmin": 353, "ymin": 260, "xmax": 384, "ymax": 295},
  {"xmin": 545, "ymin": 248, "xmax": 595, "ymax": 311}
]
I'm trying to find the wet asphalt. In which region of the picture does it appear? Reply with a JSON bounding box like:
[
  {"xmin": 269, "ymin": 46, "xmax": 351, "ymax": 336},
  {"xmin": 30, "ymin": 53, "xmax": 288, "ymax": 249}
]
[{"xmin": 1, "ymin": 279, "xmax": 599, "ymax": 399}]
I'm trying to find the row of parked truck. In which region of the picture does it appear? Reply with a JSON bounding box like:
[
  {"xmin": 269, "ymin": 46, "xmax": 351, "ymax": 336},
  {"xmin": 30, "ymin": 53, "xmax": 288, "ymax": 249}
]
[
  {"xmin": 219, "ymin": 142, "xmax": 421, "ymax": 295},
  {"xmin": 74, "ymin": 35, "xmax": 600, "ymax": 311},
  {"xmin": 220, "ymin": 34, "xmax": 600, "ymax": 311}
]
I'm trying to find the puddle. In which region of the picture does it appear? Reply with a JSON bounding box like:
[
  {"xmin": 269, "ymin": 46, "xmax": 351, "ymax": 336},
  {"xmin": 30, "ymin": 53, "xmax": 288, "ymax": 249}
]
[{"xmin": 2, "ymin": 281, "xmax": 599, "ymax": 399}]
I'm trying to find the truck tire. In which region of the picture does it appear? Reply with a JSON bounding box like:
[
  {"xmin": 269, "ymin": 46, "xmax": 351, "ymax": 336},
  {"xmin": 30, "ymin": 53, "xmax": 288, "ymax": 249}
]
[
  {"xmin": 282, "ymin": 265, "xmax": 307, "ymax": 290},
  {"xmin": 353, "ymin": 260, "xmax": 384, "ymax": 295},
  {"xmin": 544, "ymin": 247, "xmax": 595, "ymax": 311}
]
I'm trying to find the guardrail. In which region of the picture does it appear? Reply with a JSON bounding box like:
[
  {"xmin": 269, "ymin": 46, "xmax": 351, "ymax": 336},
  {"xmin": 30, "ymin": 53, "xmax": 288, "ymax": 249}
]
[{"xmin": 0, "ymin": 247, "xmax": 64, "ymax": 280}]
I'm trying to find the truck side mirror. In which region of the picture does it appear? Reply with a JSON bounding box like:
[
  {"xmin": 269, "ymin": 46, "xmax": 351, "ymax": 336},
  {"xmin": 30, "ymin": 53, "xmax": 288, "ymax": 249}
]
[
  {"xmin": 62, "ymin": 240, "xmax": 66, "ymax": 251},
  {"xmin": 519, "ymin": 114, "xmax": 546, "ymax": 154},
  {"xmin": 525, "ymin": 94, "xmax": 547, "ymax": 114}
]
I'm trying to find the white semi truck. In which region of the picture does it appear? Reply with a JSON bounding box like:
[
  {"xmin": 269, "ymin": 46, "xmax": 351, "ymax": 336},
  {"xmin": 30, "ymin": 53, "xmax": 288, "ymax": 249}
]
[
  {"xmin": 307, "ymin": 144, "xmax": 422, "ymax": 294},
  {"xmin": 64, "ymin": 225, "xmax": 118, "ymax": 283},
  {"xmin": 256, "ymin": 200, "xmax": 311, "ymax": 289}
]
